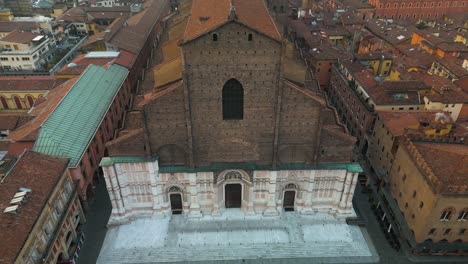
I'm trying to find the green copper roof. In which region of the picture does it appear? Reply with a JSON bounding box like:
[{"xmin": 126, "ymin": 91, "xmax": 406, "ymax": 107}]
[
  {"xmin": 34, "ymin": 64, "xmax": 129, "ymax": 167},
  {"xmin": 159, "ymin": 162, "xmax": 363, "ymax": 173},
  {"xmin": 100, "ymin": 155, "xmax": 362, "ymax": 173},
  {"xmin": 100, "ymin": 156, "xmax": 159, "ymax": 167},
  {"xmin": 36, "ymin": 1, "xmax": 55, "ymax": 8}
]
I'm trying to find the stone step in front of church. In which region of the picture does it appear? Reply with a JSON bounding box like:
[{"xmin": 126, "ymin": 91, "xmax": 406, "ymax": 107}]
[
  {"xmin": 97, "ymin": 213, "xmax": 379, "ymax": 263},
  {"xmin": 98, "ymin": 242, "xmax": 376, "ymax": 263}
]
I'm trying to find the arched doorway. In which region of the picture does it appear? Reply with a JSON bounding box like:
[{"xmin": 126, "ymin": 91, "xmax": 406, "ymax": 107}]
[
  {"xmin": 216, "ymin": 170, "xmax": 252, "ymax": 212},
  {"xmin": 168, "ymin": 186, "xmax": 183, "ymax": 214},
  {"xmin": 225, "ymin": 184, "xmax": 242, "ymax": 208},
  {"xmin": 283, "ymin": 183, "xmax": 298, "ymax": 211}
]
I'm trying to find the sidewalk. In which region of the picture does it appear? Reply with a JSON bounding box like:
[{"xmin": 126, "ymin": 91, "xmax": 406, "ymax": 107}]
[
  {"xmin": 76, "ymin": 181, "xmax": 112, "ymax": 264},
  {"xmin": 356, "ymin": 159, "xmax": 468, "ymax": 263}
]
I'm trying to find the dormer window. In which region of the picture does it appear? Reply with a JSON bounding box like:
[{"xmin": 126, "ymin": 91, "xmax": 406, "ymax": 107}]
[{"xmin": 213, "ymin": 33, "xmax": 218, "ymax": 42}]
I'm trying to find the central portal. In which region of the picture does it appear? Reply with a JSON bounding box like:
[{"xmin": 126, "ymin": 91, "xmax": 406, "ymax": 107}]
[
  {"xmin": 225, "ymin": 184, "xmax": 242, "ymax": 208},
  {"xmin": 283, "ymin": 191, "xmax": 295, "ymax": 211},
  {"xmin": 170, "ymin": 193, "xmax": 183, "ymax": 214}
]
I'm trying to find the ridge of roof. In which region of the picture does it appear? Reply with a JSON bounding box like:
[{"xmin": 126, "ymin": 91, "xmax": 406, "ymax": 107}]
[{"xmin": 181, "ymin": 0, "xmax": 281, "ymax": 44}]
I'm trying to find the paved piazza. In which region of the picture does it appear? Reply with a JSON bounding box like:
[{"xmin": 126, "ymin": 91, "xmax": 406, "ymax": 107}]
[{"xmin": 97, "ymin": 210, "xmax": 378, "ymax": 263}]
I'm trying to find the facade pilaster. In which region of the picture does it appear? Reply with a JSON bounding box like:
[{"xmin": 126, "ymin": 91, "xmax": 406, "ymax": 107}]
[
  {"xmin": 188, "ymin": 173, "xmax": 202, "ymax": 218},
  {"xmin": 264, "ymin": 171, "xmax": 279, "ymax": 216}
]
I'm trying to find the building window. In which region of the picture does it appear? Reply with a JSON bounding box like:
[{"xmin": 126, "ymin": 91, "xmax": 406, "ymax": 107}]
[
  {"xmin": 248, "ymin": 33, "xmax": 253, "ymax": 41},
  {"xmin": 0, "ymin": 57, "xmax": 8, "ymax": 61},
  {"xmin": 428, "ymin": 228, "xmax": 436, "ymax": 235},
  {"xmin": 26, "ymin": 95, "xmax": 35, "ymax": 108},
  {"xmin": 440, "ymin": 208, "xmax": 455, "ymax": 221},
  {"xmin": 444, "ymin": 229, "xmax": 451, "ymax": 235},
  {"xmin": 13, "ymin": 96, "xmax": 22, "ymax": 109},
  {"xmin": 460, "ymin": 229, "xmax": 466, "ymax": 235},
  {"xmin": 212, "ymin": 33, "xmax": 218, "ymax": 42},
  {"xmin": 419, "ymin": 201, "xmax": 424, "ymax": 209},
  {"xmin": 413, "ymin": 191, "xmax": 417, "ymax": 198},
  {"xmin": 458, "ymin": 209, "xmax": 468, "ymax": 221},
  {"xmin": 403, "ymin": 174, "xmax": 407, "ymax": 182},
  {"xmin": 222, "ymin": 78, "xmax": 244, "ymax": 120},
  {"xmin": 22, "ymin": 57, "xmax": 30, "ymax": 61},
  {"xmin": 0, "ymin": 96, "xmax": 8, "ymax": 109}
]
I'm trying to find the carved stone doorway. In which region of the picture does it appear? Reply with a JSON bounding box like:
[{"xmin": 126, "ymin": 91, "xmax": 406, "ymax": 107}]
[
  {"xmin": 283, "ymin": 190, "xmax": 296, "ymax": 211},
  {"xmin": 225, "ymin": 184, "xmax": 242, "ymax": 208},
  {"xmin": 170, "ymin": 193, "xmax": 183, "ymax": 214}
]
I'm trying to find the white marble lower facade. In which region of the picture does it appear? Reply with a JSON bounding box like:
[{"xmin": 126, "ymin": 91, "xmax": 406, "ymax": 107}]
[{"xmin": 101, "ymin": 160, "xmax": 358, "ymax": 225}]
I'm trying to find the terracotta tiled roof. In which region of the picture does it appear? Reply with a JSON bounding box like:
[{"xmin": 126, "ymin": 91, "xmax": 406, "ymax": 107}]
[
  {"xmin": 109, "ymin": 0, "xmax": 168, "ymax": 54},
  {"xmin": 378, "ymin": 110, "xmax": 449, "ymax": 136},
  {"xmin": 57, "ymin": 50, "xmax": 135, "ymax": 76},
  {"xmin": 0, "ymin": 76, "xmax": 65, "ymax": 91},
  {"xmin": 113, "ymin": 49, "xmax": 136, "ymax": 69},
  {"xmin": 0, "ymin": 150, "xmax": 69, "ymax": 263},
  {"xmin": 182, "ymin": 0, "xmax": 281, "ymax": 44},
  {"xmin": 455, "ymin": 77, "xmax": 468, "ymax": 93},
  {"xmin": 413, "ymin": 143, "xmax": 468, "ymax": 191},
  {"xmin": 136, "ymin": 80, "xmax": 183, "ymax": 109},
  {"xmin": 0, "ymin": 114, "xmax": 21, "ymax": 130},
  {"xmin": 0, "ymin": 22, "xmax": 40, "ymax": 34},
  {"xmin": 58, "ymin": 6, "xmax": 131, "ymax": 23},
  {"xmin": 57, "ymin": 55, "xmax": 114, "ymax": 76},
  {"xmin": 6, "ymin": 78, "xmax": 78, "ymax": 142},
  {"xmin": 436, "ymin": 59, "xmax": 468, "ymax": 78},
  {"xmin": 0, "ymin": 29, "xmax": 39, "ymax": 44},
  {"xmin": 365, "ymin": 19, "xmax": 415, "ymax": 46}
]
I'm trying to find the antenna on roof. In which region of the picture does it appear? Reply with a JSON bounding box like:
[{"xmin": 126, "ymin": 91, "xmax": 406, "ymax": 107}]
[{"xmin": 228, "ymin": 0, "xmax": 237, "ymax": 20}]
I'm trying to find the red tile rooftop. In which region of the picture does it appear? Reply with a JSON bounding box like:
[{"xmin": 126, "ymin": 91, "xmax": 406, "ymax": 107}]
[
  {"xmin": 378, "ymin": 110, "xmax": 451, "ymax": 136},
  {"xmin": 0, "ymin": 150, "xmax": 69, "ymax": 264},
  {"xmin": 0, "ymin": 76, "xmax": 66, "ymax": 91},
  {"xmin": 6, "ymin": 78, "xmax": 79, "ymax": 142},
  {"xmin": 413, "ymin": 142, "xmax": 468, "ymax": 191},
  {"xmin": 182, "ymin": 0, "xmax": 281, "ymax": 44},
  {"xmin": 0, "ymin": 29, "xmax": 39, "ymax": 44}
]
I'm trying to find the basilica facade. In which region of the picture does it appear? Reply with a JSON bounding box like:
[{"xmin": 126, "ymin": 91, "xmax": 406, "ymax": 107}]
[{"xmin": 101, "ymin": 0, "xmax": 361, "ymax": 225}]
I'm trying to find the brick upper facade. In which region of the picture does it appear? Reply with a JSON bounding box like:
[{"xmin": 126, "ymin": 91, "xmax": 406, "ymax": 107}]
[
  {"xmin": 107, "ymin": 0, "xmax": 356, "ymax": 168},
  {"xmin": 369, "ymin": 0, "xmax": 468, "ymax": 20}
]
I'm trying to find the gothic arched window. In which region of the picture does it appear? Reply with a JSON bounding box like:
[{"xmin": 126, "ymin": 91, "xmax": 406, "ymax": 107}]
[
  {"xmin": 13, "ymin": 96, "xmax": 22, "ymax": 109},
  {"xmin": 26, "ymin": 95, "xmax": 34, "ymax": 108},
  {"xmin": 0, "ymin": 96, "xmax": 8, "ymax": 109},
  {"xmin": 440, "ymin": 208, "xmax": 455, "ymax": 221},
  {"xmin": 222, "ymin": 79, "xmax": 243, "ymax": 120}
]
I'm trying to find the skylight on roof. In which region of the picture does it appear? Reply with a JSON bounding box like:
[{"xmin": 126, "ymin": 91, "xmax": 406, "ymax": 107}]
[{"xmin": 392, "ymin": 93, "xmax": 409, "ymax": 99}]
